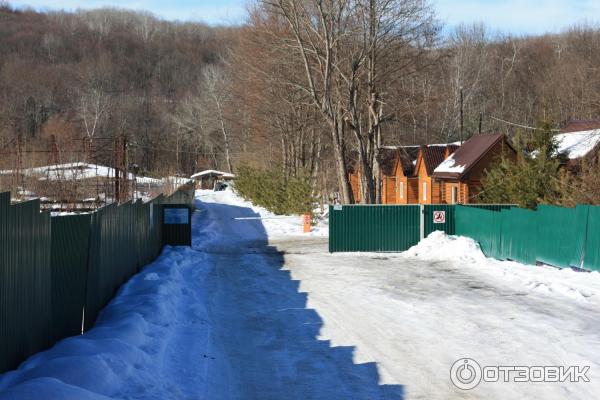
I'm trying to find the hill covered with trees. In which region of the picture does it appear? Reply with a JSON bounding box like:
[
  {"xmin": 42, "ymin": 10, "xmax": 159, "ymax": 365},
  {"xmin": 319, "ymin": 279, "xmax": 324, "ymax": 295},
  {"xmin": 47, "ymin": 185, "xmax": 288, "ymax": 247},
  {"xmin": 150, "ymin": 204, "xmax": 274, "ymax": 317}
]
[{"xmin": 1, "ymin": 0, "xmax": 599, "ymax": 205}]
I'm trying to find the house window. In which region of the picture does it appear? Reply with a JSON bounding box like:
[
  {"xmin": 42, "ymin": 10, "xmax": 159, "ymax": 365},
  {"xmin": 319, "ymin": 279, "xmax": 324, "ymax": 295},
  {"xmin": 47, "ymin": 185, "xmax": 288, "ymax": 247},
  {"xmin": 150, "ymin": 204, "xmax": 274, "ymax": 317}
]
[
  {"xmin": 451, "ymin": 186, "xmax": 458, "ymax": 204},
  {"xmin": 399, "ymin": 182, "xmax": 404, "ymax": 199},
  {"xmin": 422, "ymin": 182, "xmax": 427, "ymax": 201}
]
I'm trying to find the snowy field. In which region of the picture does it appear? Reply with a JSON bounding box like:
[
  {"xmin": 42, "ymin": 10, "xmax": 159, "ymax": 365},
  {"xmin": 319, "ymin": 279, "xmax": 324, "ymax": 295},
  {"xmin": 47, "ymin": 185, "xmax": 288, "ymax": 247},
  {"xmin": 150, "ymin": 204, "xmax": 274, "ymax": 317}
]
[{"xmin": 1, "ymin": 189, "xmax": 599, "ymax": 399}]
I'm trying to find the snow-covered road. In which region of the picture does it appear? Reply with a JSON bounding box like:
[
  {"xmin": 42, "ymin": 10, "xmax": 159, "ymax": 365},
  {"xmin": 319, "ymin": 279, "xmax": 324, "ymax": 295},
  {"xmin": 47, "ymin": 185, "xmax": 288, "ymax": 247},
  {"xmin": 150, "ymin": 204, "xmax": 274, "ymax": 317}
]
[
  {"xmin": 190, "ymin": 197, "xmax": 398, "ymax": 399},
  {"xmin": 279, "ymin": 239, "xmax": 600, "ymax": 399},
  {"xmin": 1, "ymin": 189, "xmax": 599, "ymax": 399}
]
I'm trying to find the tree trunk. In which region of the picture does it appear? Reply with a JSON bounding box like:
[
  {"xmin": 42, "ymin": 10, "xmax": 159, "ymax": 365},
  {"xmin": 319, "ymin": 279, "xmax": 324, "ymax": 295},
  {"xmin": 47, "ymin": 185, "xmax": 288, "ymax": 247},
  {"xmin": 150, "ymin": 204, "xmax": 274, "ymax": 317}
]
[
  {"xmin": 330, "ymin": 117, "xmax": 352, "ymax": 204},
  {"xmin": 216, "ymin": 101, "xmax": 233, "ymax": 173}
]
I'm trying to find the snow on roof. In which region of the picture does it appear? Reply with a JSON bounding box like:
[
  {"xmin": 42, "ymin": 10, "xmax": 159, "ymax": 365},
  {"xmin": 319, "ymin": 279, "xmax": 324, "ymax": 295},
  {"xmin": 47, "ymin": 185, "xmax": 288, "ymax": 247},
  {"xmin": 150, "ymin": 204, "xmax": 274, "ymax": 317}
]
[
  {"xmin": 432, "ymin": 133, "xmax": 507, "ymax": 179},
  {"xmin": 382, "ymin": 141, "xmax": 461, "ymax": 149},
  {"xmin": 427, "ymin": 141, "xmax": 462, "ymax": 147},
  {"xmin": 433, "ymin": 153, "xmax": 466, "ymax": 174},
  {"xmin": 554, "ymin": 129, "xmax": 600, "ymax": 159},
  {"xmin": 381, "ymin": 145, "xmax": 420, "ymax": 150},
  {"xmin": 191, "ymin": 170, "xmax": 235, "ymax": 179}
]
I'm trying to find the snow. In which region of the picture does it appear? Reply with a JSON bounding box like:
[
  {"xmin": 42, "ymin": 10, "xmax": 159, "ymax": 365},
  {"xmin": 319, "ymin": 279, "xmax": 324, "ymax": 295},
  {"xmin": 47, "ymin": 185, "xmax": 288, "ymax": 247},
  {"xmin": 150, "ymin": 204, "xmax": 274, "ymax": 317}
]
[
  {"xmin": 381, "ymin": 145, "xmax": 420, "ymax": 150},
  {"xmin": 196, "ymin": 188, "xmax": 328, "ymax": 238},
  {"xmin": 1, "ymin": 194, "xmax": 599, "ymax": 399},
  {"xmin": 381, "ymin": 142, "xmax": 461, "ymax": 150},
  {"xmin": 404, "ymin": 231, "xmax": 600, "ymax": 305},
  {"xmin": 284, "ymin": 232, "xmax": 600, "ymax": 399},
  {"xmin": 554, "ymin": 129, "xmax": 600, "ymax": 159},
  {"xmin": 427, "ymin": 141, "xmax": 462, "ymax": 147},
  {"xmin": 0, "ymin": 245, "xmax": 214, "ymax": 400},
  {"xmin": 190, "ymin": 170, "xmax": 235, "ymax": 179},
  {"xmin": 0, "ymin": 162, "xmax": 164, "ymax": 185},
  {"xmin": 433, "ymin": 153, "xmax": 466, "ymax": 174},
  {"xmin": 164, "ymin": 176, "xmax": 193, "ymax": 189}
]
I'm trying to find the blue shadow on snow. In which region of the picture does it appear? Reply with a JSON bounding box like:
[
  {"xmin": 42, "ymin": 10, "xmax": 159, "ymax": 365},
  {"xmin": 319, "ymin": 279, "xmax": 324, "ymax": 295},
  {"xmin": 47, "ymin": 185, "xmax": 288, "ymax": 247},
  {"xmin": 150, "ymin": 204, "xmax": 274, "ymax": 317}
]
[{"xmin": 193, "ymin": 199, "xmax": 404, "ymax": 400}]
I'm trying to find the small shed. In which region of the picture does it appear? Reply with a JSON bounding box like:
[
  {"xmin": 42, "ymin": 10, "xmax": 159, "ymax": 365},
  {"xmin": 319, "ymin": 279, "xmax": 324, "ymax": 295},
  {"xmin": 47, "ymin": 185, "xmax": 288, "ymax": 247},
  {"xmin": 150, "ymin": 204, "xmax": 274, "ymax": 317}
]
[{"xmin": 190, "ymin": 170, "xmax": 235, "ymax": 190}]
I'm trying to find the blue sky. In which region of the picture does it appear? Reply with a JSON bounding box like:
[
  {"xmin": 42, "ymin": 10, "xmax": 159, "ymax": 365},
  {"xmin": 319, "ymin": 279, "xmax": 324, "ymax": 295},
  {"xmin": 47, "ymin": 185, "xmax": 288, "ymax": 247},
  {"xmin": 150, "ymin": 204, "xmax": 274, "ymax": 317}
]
[{"xmin": 7, "ymin": 0, "xmax": 600, "ymax": 33}]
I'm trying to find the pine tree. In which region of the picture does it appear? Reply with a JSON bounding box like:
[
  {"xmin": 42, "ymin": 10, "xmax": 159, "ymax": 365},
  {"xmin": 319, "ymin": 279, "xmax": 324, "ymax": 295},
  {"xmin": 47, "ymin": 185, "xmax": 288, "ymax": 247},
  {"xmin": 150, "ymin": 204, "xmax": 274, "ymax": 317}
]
[
  {"xmin": 480, "ymin": 123, "xmax": 564, "ymax": 209},
  {"xmin": 563, "ymin": 151, "xmax": 600, "ymax": 206}
]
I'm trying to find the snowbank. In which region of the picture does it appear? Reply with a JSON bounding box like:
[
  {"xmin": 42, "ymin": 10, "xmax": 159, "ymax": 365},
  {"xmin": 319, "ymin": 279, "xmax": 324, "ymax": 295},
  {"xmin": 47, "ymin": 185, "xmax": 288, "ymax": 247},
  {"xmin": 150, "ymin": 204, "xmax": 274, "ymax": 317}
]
[
  {"xmin": 404, "ymin": 231, "xmax": 600, "ymax": 305},
  {"xmin": 196, "ymin": 188, "xmax": 328, "ymax": 238},
  {"xmin": 0, "ymin": 247, "xmax": 215, "ymax": 400}
]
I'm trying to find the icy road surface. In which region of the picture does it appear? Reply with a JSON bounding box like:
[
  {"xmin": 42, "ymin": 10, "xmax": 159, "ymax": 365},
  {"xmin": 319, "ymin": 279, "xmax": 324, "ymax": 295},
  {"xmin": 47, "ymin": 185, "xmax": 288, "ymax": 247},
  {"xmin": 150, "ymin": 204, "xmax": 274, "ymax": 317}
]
[{"xmin": 0, "ymin": 189, "xmax": 599, "ymax": 399}]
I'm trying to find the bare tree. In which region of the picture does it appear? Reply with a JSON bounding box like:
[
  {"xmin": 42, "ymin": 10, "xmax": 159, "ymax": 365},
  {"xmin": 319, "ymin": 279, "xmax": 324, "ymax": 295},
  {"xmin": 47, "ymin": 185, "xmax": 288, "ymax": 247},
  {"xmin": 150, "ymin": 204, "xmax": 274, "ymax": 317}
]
[
  {"xmin": 78, "ymin": 86, "xmax": 110, "ymax": 150},
  {"xmin": 202, "ymin": 65, "xmax": 235, "ymax": 173},
  {"xmin": 258, "ymin": 0, "xmax": 438, "ymax": 203},
  {"xmin": 257, "ymin": 0, "xmax": 356, "ymax": 203}
]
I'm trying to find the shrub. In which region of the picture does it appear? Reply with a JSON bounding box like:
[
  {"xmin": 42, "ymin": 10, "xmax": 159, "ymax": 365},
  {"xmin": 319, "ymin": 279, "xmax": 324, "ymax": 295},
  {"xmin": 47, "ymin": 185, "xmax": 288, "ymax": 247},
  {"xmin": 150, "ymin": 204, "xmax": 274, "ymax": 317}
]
[{"xmin": 234, "ymin": 165, "xmax": 314, "ymax": 215}]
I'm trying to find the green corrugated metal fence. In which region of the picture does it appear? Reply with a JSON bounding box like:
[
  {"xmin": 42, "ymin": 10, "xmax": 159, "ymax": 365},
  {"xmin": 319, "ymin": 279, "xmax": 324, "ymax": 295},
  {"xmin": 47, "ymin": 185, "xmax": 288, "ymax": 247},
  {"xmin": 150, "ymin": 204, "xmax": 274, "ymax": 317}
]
[
  {"xmin": 455, "ymin": 204, "xmax": 600, "ymax": 272},
  {"xmin": 0, "ymin": 183, "xmax": 195, "ymax": 373},
  {"xmin": 0, "ymin": 196, "xmax": 52, "ymax": 373},
  {"xmin": 331, "ymin": 202, "xmax": 600, "ymax": 271},
  {"xmin": 330, "ymin": 204, "xmax": 513, "ymax": 253},
  {"xmin": 329, "ymin": 205, "xmax": 420, "ymax": 252},
  {"xmin": 423, "ymin": 204, "xmax": 514, "ymax": 237},
  {"xmin": 582, "ymin": 206, "xmax": 600, "ymax": 271},
  {"xmin": 455, "ymin": 206, "xmax": 504, "ymax": 259},
  {"xmin": 50, "ymin": 214, "xmax": 91, "ymax": 342}
]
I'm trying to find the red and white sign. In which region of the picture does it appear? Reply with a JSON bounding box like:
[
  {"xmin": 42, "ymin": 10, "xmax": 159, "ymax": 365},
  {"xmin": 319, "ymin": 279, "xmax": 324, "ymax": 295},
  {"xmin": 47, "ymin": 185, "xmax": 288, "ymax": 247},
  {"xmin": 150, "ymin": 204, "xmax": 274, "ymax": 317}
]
[{"xmin": 433, "ymin": 211, "xmax": 446, "ymax": 224}]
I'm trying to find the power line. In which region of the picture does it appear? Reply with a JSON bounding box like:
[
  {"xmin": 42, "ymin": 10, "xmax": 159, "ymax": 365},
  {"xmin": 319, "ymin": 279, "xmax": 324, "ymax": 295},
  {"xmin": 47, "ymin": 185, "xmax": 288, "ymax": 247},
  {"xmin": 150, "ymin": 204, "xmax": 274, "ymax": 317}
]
[
  {"xmin": 128, "ymin": 142, "xmax": 264, "ymax": 156},
  {"xmin": 488, "ymin": 115, "xmax": 561, "ymax": 132}
]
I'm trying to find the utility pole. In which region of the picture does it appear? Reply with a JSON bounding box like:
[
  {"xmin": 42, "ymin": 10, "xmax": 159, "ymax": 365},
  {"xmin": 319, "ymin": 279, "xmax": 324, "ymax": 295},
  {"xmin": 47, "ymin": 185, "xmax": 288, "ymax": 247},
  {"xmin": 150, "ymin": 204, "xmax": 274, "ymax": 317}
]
[
  {"xmin": 479, "ymin": 113, "xmax": 483, "ymax": 135},
  {"xmin": 15, "ymin": 134, "xmax": 22, "ymax": 191},
  {"xmin": 460, "ymin": 86, "xmax": 464, "ymax": 144},
  {"xmin": 123, "ymin": 135, "xmax": 129, "ymax": 202},
  {"xmin": 114, "ymin": 136, "xmax": 120, "ymax": 203},
  {"xmin": 50, "ymin": 135, "xmax": 59, "ymax": 164}
]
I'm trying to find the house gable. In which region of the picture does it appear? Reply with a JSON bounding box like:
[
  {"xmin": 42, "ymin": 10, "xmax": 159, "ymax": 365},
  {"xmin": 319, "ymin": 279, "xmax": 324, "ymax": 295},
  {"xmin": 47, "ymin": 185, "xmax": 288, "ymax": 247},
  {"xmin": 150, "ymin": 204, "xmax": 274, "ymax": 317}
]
[{"xmin": 433, "ymin": 134, "xmax": 515, "ymax": 181}]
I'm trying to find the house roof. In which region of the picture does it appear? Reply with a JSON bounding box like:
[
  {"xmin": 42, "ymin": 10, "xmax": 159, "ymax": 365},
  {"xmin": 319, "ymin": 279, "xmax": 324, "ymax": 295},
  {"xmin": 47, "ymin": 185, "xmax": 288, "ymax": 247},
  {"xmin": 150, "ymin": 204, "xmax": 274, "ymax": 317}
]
[
  {"xmin": 432, "ymin": 133, "xmax": 509, "ymax": 180},
  {"xmin": 418, "ymin": 145, "xmax": 448, "ymax": 176},
  {"xmin": 554, "ymin": 130, "xmax": 600, "ymax": 159},
  {"xmin": 561, "ymin": 119, "xmax": 600, "ymax": 133},
  {"xmin": 378, "ymin": 148, "xmax": 398, "ymax": 176},
  {"xmin": 378, "ymin": 146, "xmax": 420, "ymax": 176},
  {"xmin": 446, "ymin": 144, "xmax": 460, "ymax": 155},
  {"xmin": 398, "ymin": 147, "xmax": 421, "ymax": 175}
]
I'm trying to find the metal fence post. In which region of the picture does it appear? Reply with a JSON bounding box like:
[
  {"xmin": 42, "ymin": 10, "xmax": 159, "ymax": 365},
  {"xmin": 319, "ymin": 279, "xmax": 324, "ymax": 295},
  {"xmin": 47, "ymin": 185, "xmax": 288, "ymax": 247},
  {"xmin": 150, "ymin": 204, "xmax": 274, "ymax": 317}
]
[{"xmin": 420, "ymin": 204, "xmax": 425, "ymax": 240}]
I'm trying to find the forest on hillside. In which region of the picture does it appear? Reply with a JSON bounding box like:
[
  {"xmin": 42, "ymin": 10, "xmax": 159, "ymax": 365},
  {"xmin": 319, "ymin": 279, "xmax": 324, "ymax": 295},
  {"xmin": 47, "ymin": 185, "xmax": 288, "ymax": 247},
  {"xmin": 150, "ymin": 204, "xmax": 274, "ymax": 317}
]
[{"xmin": 0, "ymin": 0, "xmax": 599, "ymax": 204}]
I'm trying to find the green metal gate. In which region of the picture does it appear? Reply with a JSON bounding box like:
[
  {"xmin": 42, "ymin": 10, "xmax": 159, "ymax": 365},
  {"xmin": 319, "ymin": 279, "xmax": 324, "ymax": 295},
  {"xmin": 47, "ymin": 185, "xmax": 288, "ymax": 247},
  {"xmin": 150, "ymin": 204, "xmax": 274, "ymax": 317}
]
[{"xmin": 329, "ymin": 205, "xmax": 420, "ymax": 252}]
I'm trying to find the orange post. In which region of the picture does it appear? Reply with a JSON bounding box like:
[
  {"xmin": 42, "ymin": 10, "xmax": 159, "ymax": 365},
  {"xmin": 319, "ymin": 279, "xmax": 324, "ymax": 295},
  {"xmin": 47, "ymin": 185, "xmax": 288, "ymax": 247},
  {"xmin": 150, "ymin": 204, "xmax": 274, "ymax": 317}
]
[{"xmin": 303, "ymin": 213, "xmax": 311, "ymax": 233}]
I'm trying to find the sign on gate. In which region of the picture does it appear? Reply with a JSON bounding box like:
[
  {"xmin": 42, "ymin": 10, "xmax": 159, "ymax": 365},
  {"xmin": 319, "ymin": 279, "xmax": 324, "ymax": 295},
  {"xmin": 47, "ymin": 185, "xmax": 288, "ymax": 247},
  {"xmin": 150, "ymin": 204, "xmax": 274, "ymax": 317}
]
[
  {"xmin": 433, "ymin": 210, "xmax": 446, "ymax": 224},
  {"xmin": 162, "ymin": 205, "xmax": 192, "ymax": 246},
  {"xmin": 164, "ymin": 208, "xmax": 189, "ymax": 224}
]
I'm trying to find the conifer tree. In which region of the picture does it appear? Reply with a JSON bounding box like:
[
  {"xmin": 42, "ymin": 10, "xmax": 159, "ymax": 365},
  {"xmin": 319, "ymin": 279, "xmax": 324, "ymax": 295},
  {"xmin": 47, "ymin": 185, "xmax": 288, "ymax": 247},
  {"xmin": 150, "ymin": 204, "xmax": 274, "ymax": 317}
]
[{"xmin": 479, "ymin": 123, "xmax": 564, "ymax": 209}]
